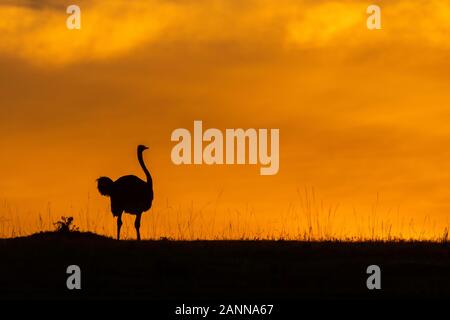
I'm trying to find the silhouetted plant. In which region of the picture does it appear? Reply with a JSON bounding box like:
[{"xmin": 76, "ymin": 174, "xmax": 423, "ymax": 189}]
[
  {"xmin": 54, "ymin": 216, "xmax": 79, "ymax": 234},
  {"xmin": 442, "ymin": 227, "xmax": 449, "ymax": 244}
]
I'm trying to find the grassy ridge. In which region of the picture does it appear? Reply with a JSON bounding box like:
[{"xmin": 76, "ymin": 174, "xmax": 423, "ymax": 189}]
[{"xmin": 0, "ymin": 231, "xmax": 449, "ymax": 300}]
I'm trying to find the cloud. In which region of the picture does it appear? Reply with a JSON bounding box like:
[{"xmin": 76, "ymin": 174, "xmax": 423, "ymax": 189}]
[
  {"xmin": 0, "ymin": 0, "xmax": 180, "ymax": 65},
  {"xmin": 1, "ymin": 0, "xmax": 450, "ymax": 66}
]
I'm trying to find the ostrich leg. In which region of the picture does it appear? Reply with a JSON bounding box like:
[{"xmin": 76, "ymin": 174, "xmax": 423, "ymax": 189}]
[
  {"xmin": 117, "ymin": 214, "xmax": 123, "ymax": 240},
  {"xmin": 135, "ymin": 213, "xmax": 142, "ymax": 241}
]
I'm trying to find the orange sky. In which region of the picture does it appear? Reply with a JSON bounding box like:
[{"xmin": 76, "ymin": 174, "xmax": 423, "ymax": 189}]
[{"xmin": 1, "ymin": 0, "xmax": 450, "ymax": 239}]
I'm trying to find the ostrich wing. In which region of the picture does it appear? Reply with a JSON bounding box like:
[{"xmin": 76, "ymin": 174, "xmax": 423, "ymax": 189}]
[{"xmin": 112, "ymin": 175, "xmax": 153, "ymax": 213}]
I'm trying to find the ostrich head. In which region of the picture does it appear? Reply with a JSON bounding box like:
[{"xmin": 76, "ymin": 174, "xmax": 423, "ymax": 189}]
[{"xmin": 138, "ymin": 145, "xmax": 149, "ymax": 153}]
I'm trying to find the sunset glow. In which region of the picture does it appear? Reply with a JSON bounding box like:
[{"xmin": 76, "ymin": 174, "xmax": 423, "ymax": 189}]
[{"xmin": 1, "ymin": 0, "xmax": 450, "ymax": 240}]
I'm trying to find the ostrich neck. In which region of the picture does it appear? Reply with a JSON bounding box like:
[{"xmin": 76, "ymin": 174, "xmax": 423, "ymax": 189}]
[{"xmin": 138, "ymin": 151, "xmax": 152, "ymax": 186}]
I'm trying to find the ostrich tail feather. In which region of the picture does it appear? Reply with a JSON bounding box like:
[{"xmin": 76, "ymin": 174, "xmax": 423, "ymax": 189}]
[{"xmin": 97, "ymin": 177, "xmax": 114, "ymax": 196}]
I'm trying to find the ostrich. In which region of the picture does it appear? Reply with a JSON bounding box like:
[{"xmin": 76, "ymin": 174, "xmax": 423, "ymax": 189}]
[{"xmin": 97, "ymin": 145, "xmax": 153, "ymax": 240}]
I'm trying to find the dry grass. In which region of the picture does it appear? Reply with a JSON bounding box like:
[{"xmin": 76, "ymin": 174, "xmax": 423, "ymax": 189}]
[{"xmin": 0, "ymin": 188, "xmax": 449, "ymax": 242}]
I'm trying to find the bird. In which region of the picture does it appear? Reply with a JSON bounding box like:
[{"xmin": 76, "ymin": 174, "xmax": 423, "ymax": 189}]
[{"xmin": 97, "ymin": 145, "xmax": 154, "ymax": 240}]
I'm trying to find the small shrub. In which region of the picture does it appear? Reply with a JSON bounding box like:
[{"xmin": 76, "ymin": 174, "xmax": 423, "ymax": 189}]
[{"xmin": 54, "ymin": 216, "xmax": 79, "ymax": 234}]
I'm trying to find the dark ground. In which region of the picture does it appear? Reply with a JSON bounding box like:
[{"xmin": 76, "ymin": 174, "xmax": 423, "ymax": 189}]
[{"xmin": 0, "ymin": 232, "xmax": 449, "ymax": 300}]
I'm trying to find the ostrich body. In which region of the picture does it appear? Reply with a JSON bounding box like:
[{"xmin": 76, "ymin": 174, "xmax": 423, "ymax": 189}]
[{"xmin": 97, "ymin": 145, "xmax": 153, "ymax": 240}]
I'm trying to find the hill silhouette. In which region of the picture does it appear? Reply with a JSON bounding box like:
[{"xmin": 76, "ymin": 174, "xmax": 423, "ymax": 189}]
[{"xmin": 0, "ymin": 232, "xmax": 449, "ymax": 300}]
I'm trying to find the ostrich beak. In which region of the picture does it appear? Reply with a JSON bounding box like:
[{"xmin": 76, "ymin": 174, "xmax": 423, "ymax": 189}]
[{"xmin": 143, "ymin": 145, "xmax": 149, "ymax": 150}]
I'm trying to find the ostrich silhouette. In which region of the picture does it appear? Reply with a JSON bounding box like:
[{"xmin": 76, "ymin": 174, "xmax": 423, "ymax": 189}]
[{"xmin": 97, "ymin": 145, "xmax": 153, "ymax": 240}]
